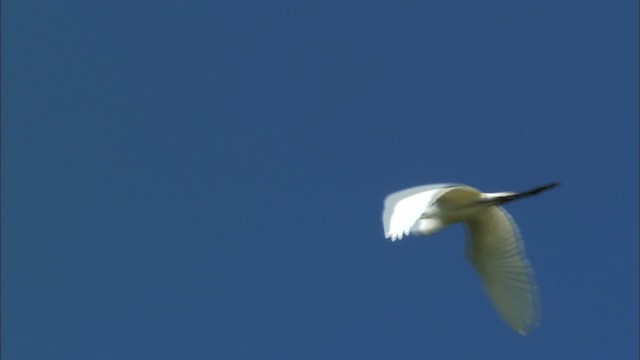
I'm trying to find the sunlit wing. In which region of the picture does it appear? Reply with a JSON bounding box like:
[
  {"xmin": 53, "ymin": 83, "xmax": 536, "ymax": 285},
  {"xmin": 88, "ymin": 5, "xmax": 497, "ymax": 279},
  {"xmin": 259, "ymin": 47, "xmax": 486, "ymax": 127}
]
[
  {"xmin": 382, "ymin": 184, "xmax": 458, "ymax": 241},
  {"xmin": 465, "ymin": 206, "xmax": 540, "ymax": 335}
]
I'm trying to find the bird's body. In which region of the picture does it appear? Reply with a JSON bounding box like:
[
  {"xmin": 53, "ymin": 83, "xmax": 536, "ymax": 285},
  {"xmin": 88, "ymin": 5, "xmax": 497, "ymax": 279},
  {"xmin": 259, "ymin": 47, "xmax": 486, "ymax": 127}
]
[{"xmin": 382, "ymin": 182, "xmax": 558, "ymax": 335}]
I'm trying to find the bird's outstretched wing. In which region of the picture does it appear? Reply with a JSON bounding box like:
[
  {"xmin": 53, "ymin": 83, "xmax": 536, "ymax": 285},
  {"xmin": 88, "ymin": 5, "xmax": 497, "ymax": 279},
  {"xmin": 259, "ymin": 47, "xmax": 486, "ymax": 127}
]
[
  {"xmin": 465, "ymin": 206, "xmax": 540, "ymax": 335},
  {"xmin": 383, "ymin": 184, "xmax": 458, "ymax": 241}
]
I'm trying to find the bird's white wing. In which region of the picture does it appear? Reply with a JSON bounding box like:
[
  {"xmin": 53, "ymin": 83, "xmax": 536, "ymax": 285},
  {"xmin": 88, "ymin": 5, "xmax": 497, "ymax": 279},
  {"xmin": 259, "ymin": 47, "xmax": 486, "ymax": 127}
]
[
  {"xmin": 383, "ymin": 184, "xmax": 458, "ymax": 241},
  {"xmin": 465, "ymin": 206, "xmax": 540, "ymax": 335}
]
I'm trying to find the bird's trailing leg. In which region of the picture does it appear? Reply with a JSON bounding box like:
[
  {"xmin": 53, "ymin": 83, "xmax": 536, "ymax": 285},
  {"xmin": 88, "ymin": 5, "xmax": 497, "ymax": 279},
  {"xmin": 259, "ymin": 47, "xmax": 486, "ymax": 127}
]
[{"xmin": 499, "ymin": 182, "xmax": 560, "ymax": 204}]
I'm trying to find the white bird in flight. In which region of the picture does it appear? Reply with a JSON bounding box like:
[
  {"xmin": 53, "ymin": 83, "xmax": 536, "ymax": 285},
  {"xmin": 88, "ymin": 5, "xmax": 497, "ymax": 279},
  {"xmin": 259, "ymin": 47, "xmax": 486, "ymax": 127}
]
[{"xmin": 382, "ymin": 182, "xmax": 558, "ymax": 335}]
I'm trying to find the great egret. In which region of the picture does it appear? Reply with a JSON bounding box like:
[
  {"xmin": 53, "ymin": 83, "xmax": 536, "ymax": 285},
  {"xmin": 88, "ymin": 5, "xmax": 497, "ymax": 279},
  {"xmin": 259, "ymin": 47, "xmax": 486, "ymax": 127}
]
[{"xmin": 382, "ymin": 182, "xmax": 558, "ymax": 335}]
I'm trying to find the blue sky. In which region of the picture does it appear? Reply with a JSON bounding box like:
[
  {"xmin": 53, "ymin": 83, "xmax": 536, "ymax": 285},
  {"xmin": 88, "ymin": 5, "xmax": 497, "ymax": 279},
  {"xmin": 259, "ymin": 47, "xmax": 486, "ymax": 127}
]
[{"xmin": 2, "ymin": 1, "xmax": 638, "ymax": 359}]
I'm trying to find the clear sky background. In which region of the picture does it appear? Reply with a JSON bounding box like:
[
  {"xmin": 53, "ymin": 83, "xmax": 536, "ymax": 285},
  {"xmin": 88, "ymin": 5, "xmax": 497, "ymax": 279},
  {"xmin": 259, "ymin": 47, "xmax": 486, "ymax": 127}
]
[{"xmin": 2, "ymin": 1, "xmax": 638, "ymax": 359}]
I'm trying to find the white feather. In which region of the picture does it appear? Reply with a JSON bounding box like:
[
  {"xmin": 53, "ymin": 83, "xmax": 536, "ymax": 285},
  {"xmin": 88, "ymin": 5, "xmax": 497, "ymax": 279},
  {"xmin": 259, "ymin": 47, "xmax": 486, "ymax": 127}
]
[
  {"xmin": 382, "ymin": 184, "xmax": 459, "ymax": 240},
  {"xmin": 465, "ymin": 206, "xmax": 539, "ymax": 335},
  {"xmin": 382, "ymin": 182, "xmax": 555, "ymax": 335}
]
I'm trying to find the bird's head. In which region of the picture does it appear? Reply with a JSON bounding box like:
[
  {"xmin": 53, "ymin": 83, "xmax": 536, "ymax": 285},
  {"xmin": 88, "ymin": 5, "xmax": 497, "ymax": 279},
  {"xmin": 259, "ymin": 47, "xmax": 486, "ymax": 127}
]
[{"xmin": 411, "ymin": 217, "xmax": 446, "ymax": 236}]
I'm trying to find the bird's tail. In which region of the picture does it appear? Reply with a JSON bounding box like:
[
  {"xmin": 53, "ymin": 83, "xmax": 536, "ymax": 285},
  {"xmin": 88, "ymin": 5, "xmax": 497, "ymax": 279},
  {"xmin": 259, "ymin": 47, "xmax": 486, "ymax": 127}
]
[{"xmin": 499, "ymin": 182, "xmax": 560, "ymax": 204}]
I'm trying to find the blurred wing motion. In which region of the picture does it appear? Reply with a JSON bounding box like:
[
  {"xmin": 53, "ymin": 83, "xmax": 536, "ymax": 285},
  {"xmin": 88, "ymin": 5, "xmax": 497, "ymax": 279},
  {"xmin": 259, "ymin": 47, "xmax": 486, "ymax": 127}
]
[
  {"xmin": 465, "ymin": 206, "xmax": 540, "ymax": 335},
  {"xmin": 382, "ymin": 184, "xmax": 458, "ymax": 241}
]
